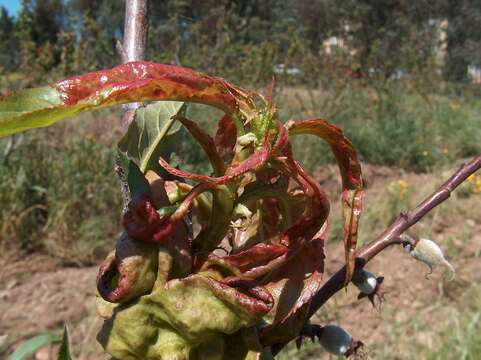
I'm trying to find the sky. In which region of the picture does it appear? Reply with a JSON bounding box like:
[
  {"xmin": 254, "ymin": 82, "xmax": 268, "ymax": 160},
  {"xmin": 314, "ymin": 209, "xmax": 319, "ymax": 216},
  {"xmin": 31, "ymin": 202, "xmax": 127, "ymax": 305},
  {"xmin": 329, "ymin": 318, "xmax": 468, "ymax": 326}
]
[{"xmin": 1, "ymin": 0, "xmax": 21, "ymax": 16}]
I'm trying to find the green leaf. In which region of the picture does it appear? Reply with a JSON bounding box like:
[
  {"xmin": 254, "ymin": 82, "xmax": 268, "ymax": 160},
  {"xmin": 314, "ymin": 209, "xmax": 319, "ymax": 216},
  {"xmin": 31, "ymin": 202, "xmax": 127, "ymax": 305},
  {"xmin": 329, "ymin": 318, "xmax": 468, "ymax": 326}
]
[
  {"xmin": 157, "ymin": 205, "xmax": 178, "ymax": 217},
  {"xmin": 0, "ymin": 87, "xmax": 73, "ymax": 137},
  {"xmin": 117, "ymin": 152, "xmax": 151, "ymax": 199},
  {"xmin": 118, "ymin": 101, "xmax": 184, "ymax": 173},
  {"xmin": 7, "ymin": 333, "xmax": 60, "ymax": 360},
  {"xmin": 57, "ymin": 325, "xmax": 72, "ymax": 360},
  {"xmin": 97, "ymin": 273, "xmax": 272, "ymax": 360}
]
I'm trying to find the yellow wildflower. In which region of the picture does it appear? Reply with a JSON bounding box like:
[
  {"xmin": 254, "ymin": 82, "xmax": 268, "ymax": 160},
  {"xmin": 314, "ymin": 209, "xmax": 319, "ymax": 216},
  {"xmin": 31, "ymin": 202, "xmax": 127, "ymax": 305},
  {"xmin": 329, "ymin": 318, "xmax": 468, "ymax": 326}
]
[
  {"xmin": 449, "ymin": 101, "xmax": 461, "ymax": 110},
  {"xmin": 467, "ymin": 175, "xmax": 481, "ymax": 194},
  {"xmin": 388, "ymin": 179, "xmax": 410, "ymax": 200}
]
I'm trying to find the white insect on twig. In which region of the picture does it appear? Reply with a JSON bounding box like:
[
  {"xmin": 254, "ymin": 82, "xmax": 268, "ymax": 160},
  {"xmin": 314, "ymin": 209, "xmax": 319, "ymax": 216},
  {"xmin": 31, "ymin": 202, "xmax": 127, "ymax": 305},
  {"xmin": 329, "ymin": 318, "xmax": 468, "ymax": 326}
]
[{"xmin": 401, "ymin": 233, "xmax": 455, "ymax": 280}]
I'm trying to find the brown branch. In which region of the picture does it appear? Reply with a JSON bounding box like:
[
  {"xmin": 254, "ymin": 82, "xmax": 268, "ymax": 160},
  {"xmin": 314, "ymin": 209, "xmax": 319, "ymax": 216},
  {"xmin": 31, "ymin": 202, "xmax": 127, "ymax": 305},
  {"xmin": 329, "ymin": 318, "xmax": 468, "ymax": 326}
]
[{"xmin": 272, "ymin": 153, "xmax": 481, "ymax": 355}]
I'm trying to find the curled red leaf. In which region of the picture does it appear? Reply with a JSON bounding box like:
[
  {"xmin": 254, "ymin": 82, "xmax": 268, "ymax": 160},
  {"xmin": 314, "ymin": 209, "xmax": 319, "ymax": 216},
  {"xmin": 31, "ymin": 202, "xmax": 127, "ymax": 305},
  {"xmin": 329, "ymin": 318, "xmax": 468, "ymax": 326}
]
[
  {"xmin": 215, "ymin": 114, "xmax": 237, "ymax": 157},
  {"xmin": 97, "ymin": 252, "xmax": 125, "ymax": 302},
  {"xmin": 97, "ymin": 233, "xmax": 158, "ymax": 303},
  {"xmin": 158, "ymin": 140, "xmax": 271, "ymax": 185},
  {"xmin": 56, "ymin": 61, "xmax": 254, "ymax": 118},
  {"xmin": 123, "ymin": 194, "xmax": 174, "ymax": 243},
  {"xmin": 272, "ymin": 120, "xmax": 289, "ymax": 155},
  {"xmin": 221, "ymin": 243, "xmax": 289, "ymax": 273},
  {"xmin": 167, "ymin": 274, "xmax": 274, "ymax": 318},
  {"xmin": 277, "ymin": 150, "xmax": 330, "ymax": 247},
  {"xmin": 287, "ymin": 119, "xmax": 364, "ymax": 283},
  {"xmin": 176, "ymin": 115, "xmax": 226, "ymax": 176},
  {"xmin": 259, "ymin": 236, "xmax": 326, "ymax": 345},
  {"xmin": 224, "ymin": 277, "xmax": 274, "ymax": 311}
]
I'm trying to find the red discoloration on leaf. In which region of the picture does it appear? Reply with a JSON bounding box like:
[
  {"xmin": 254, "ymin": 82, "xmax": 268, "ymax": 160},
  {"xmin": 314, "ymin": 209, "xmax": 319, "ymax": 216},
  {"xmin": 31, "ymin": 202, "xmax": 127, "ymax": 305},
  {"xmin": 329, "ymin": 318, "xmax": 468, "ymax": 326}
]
[
  {"xmin": 123, "ymin": 194, "xmax": 174, "ymax": 243},
  {"xmin": 158, "ymin": 140, "xmax": 271, "ymax": 185},
  {"xmin": 171, "ymin": 275, "xmax": 274, "ymax": 317},
  {"xmin": 267, "ymin": 236, "xmax": 325, "ymax": 310},
  {"xmin": 97, "ymin": 252, "xmax": 128, "ymax": 302},
  {"xmin": 215, "ymin": 114, "xmax": 237, "ymax": 157},
  {"xmin": 176, "ymin": 115, "xmax": 226, "ymax": 176},
  {"xmin": 287, "ymin": 119, "xmax": 364, "ymax": 283},
  {"xmin": 225, "ymin": 139, "xmax": 271, "ymax": 177},
  {"xmin": 169, "ymin": 183, "xmax": 211, "ymax": 223},
  {"xmin": 223, "ymin": 243, "xmax": 289, "ymax": 273},
  {"xmin": 96, "ymin": 251, "xmax": 147, "ymax": 303},
  {"xmin": 241, "ymin": 251, "xmax": 292, "ymax": 280},
  {"xmin": 2, "ymin": 60, "xmax": 373, "ymax": 359},
  {"xmin": 278, "ymin": 238, "xmax": 326, "ymax": 314},
  {"xmin": 278, "ymin": 150, "xmax": 330, "ymax": 247},
  {"xmin": 97, "ymin": 234, "xmax": 158, "ymax": 303},
  {"xmin": 342, "ymin": 187, "xmax": 363, "ymax": 282},
  {"xmin": 259, "ymin": 198, "xmax": 283, "ymax": 238},
  {"xmin": 258, "ymin": 235, "xmax": 326, "ymax": 345},
  {"xmin": 287, "ymin": 119, "xmax": 362, "ymax": 189},
  {"xmin": 272, "ymin": 120, "xmax": 289, "ymax": 155},
  {"xmin": 223, "ymin": 277, "xmax": 274, "ymax": 311},
  {"xmin": 55, "ymin": 61, "xmax": 253, "ymax": 118}
]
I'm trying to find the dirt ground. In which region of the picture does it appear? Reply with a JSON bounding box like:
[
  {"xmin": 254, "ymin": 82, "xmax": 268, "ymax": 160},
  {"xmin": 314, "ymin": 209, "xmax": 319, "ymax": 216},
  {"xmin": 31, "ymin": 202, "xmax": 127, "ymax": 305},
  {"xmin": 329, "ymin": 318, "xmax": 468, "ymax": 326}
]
[{"xmin": 1, "ymin": 163, "xmax": 480, "ymax": 359}]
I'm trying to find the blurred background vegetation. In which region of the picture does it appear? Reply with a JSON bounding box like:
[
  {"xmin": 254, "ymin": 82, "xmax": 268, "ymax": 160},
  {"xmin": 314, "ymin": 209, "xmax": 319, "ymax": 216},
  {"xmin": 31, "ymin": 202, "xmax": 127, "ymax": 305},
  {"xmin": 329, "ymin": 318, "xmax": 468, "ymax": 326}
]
[
  {"xmin": 0, "ymin": 0, "xmax": 480, "ymax": 264},
  {"xmin": 1, "ymin": 0, "xmax": 480, "ymax": 85},
  {"xmin": 0, "ymin": 1, "xmax": 481, "ymax": 359}
]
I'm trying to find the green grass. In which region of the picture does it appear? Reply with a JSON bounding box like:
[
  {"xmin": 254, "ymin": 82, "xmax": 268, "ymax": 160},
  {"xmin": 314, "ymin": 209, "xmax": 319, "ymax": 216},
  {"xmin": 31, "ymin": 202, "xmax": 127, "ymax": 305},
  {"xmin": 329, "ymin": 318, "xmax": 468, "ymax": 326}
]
[
  {"xmin": 0, "ymin": 125, "xmax": 121, "ymax": 263},
  {"xmin": 376, "ymin": 284, "xmax": 481, "ymax": 360},
  {"xmin": 0, "ymin": 104, "xmax": 224, "ymax": 262},
  {"xmin": 425, "ymin": 304, "xmax": 481, "ymax": 359},
  {"xmin": 284, "ymin": 81, "xmax": 481, "ymax": 172}
]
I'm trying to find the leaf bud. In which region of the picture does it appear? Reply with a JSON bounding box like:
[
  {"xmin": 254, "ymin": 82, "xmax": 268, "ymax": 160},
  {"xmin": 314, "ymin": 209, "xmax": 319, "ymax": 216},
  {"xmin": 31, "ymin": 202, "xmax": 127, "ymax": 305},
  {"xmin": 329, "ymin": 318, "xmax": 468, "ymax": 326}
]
[
  {"xmin": 123, "ymin": 194, "xmax": 173, "ymax": 243},
  {"xmin": 318, "ymin": 325, "xmax": 363, "ymax": 357},
  {"xmin": 352, "ymin": 269, "xmax": 378, "ymax": 295},
  {"xmin": 237, "ymin": 132, "xmax": 257, "ymax": 147}
]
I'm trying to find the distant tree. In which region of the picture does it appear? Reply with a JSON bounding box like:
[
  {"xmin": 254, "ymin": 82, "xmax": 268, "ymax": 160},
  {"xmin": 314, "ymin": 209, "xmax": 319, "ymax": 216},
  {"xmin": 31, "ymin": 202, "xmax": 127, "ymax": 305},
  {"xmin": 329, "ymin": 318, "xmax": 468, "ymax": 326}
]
[
  {"xmin": 13, "ymin": 0, "xmax": 67, "ymax": 78},
  {"xmin": 0, "ymin": 7, "xmax": 17, "ymax": 70},
  {"xmin": 293, "ymin": 0, "xmax": 335, "ymax": 53},
  {"xmin": 15, "ymin": 0, "xmax": 37, "ymax": 75},
  {"xmin": 321, "ymin": 0, "xmax": 441, "ymax": 78},
  {"xmin": 6, "ymin": 0, "xmax": 480, "ymax": 85},
  {"xmin": 65, "ymin": 0, "xmax": 124, "ymax": 70},
  {"xmin": 31, "ymin": 0, "xmax": 64, "ymax": 46},
  {"xmin": 443, "ymin": 0, "xmax": 481, "ymax": 82},
  {"xmin": 147, "ymin": 0, "xmax": 282, "ymax": 83}
]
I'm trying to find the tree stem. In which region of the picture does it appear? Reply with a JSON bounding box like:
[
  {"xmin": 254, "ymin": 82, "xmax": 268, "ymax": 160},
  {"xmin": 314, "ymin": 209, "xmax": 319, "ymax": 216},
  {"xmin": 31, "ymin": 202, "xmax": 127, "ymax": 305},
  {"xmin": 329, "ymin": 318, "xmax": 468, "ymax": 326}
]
[
  {"xmin": 120, "ymin": 0, "xmax": 149, "ymax": 128},
  {"xmin": 122, "ymin": 0, "xmax": 149, "ymax": 63},
  {"xmin": 117, "ymin": 0, "xmax": 149, "ymax": 211}
]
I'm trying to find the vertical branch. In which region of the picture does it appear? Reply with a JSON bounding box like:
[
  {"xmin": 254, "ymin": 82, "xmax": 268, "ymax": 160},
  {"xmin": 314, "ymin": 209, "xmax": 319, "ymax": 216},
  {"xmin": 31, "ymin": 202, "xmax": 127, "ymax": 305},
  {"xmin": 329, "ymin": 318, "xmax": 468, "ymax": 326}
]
[
  {"xmin": 122, "ymin": 0, "xmax": 149, "ymax": 63},
  {"xmin": 117, "ymin": 0, "xmax": 150, "ymax": 212},
  {"xmin": 120, "ymin": 0, "xmax": 150, "ymax": 128}
]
